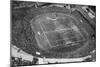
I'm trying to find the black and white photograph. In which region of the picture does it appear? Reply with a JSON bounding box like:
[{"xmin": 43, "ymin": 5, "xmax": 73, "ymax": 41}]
[{"xmin": 11, "ymin": 0, "xmax": 96, "ymax": 67}]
